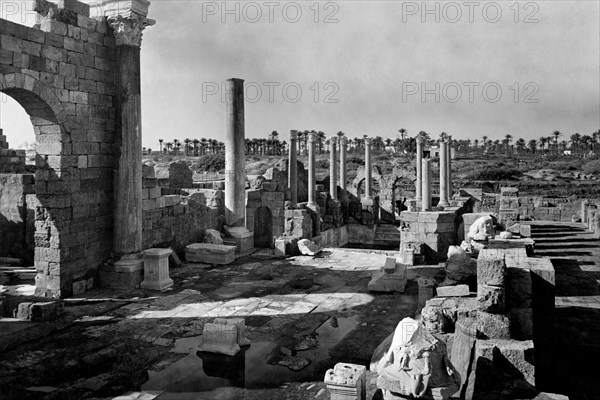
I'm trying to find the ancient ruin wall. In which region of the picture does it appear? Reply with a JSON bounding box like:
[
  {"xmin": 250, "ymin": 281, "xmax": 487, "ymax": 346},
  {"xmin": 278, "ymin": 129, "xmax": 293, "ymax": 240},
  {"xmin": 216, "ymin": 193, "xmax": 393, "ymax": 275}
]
[{"xmin": 1, "ymin": 4, "xmax": 116, "ymax": 297}]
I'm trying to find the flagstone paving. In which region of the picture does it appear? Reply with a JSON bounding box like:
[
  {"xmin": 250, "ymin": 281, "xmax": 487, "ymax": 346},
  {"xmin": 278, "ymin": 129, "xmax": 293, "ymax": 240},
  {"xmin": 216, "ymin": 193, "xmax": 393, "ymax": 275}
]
[{"xmin": 0, "ymin": 249, "xmax": 417, "ymax": 400}]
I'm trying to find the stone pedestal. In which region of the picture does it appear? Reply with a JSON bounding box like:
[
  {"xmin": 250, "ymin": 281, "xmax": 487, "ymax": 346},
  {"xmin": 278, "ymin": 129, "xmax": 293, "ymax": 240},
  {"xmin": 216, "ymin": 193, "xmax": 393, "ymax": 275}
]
[
  {"xmin": 288, "ymin": 130, "xmax": 298, "ymax": 208},
  {"xmin": 324, "ymin": 363, "xmax": 366, "ymax": 400},
  {"xmin": 224, "ymin": 226, "xmax": 254, "ymax": 255},
  {"xmin": 140, "ymin": 248, "xmax": 173, "ymax": 291},
  {"xmin": 198, "ymin": 318, "xmax": 251, "ymax": 356}
]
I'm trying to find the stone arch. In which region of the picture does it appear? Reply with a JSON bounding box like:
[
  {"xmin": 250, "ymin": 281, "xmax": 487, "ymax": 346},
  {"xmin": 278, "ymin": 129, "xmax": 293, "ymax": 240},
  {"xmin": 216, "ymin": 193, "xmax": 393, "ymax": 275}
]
[
  {"xmin": 1, "ymin": 75, "xmax": 72, "ymax": 298},
  {"xmin": 253, "ymin": 206, "xmax": 273, "ymax": 248}
]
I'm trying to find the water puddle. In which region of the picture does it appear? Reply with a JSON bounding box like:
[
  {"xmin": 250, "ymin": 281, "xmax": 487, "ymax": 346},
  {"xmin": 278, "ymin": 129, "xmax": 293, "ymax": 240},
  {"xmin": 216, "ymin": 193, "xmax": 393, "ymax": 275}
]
[{"xmin": 143, "ymin": 316, "xmax": 359, "ymax": 398}]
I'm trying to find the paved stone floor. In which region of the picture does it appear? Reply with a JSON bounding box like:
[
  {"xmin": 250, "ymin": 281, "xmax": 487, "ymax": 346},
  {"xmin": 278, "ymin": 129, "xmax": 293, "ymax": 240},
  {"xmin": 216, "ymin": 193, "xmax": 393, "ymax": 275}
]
[
  {"xmin": 0, "ymin": 249, "xmax": 420, "ymax": 400},
  {"xmin": 1, "ymin": 222, "xmax": 598, "ymax": 400}
]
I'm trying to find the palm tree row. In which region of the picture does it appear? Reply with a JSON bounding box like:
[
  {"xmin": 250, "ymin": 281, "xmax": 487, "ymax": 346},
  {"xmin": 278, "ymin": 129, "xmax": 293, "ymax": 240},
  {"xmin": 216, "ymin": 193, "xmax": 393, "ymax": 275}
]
[{"xmin": 155, "ymin": 129, "xmax": 599, "ymax": 158}]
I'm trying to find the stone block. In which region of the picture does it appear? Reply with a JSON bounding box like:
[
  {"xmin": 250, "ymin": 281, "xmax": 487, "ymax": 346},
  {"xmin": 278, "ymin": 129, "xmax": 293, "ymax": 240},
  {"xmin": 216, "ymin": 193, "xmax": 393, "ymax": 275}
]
[
  {"xmin": 477, "ymin": 284, "xmax": 505, "ymax": 313},
  {"xmin": 72, "ymin": 279, "xmax": 87, "ymax": 295},
  {"xmin": 368, "ymin": 265, "xmax": 407, "ymax": 293},
  {"xmin": 186, "ymin": 243, "xmax": 236, "ymax": 265},
  {"xmin": 140, "ymin": 248, "xmax": 173, "ymax": 291},
  {"xmin": 324, "ymin": 363, "xmax": 366, "ymax": 400},
  {"xmin": 383, "ymin": 257, "xmax": 396, "ymax": 272},
  {"xmin": 475, "ymin": 338, "xmax": 534, "ymax": 386},
  {"xmin": 436, "ymin": 284, "xmax": 470, "ymax": 297},
  {"xmin": 198, "ymin": 321, "xmax": 241, "ymax": 356},
  {"xmin": 16, "ymin": 301, "xmax": 64, "ymax": 322},
  {"xmin": 477, "ymin": 312, "xmax": 511, "ymax": 339},
  {"xmin": 477, "ymin": 249, "xmax": 506, "ymax": 286}
]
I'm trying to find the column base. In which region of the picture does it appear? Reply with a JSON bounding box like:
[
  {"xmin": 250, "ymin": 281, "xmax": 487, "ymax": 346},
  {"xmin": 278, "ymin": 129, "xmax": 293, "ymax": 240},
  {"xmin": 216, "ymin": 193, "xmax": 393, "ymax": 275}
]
[
  {"xmin": 99, "ymin": 253, "xmax": 144, "ymax": 290},
  {"xmin": 224, "ymin": 226, "xmax": 255, "ymax": 255}
]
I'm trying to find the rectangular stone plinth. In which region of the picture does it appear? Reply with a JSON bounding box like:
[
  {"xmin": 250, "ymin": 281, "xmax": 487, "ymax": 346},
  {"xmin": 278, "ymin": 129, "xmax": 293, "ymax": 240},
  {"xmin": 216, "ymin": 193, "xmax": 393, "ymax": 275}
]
[
  {"xmin": 186, "ymin": 243, "xmax": 236, "ymax": 265},
  {"xmin": 99, "ymin": 256, "xmax": 144, "ymax": 290},
  {"xmin": 324, "ymin": 363, "xmax": 366, "ymax": 400},
  {"xmin": 140, "ymin": 248, "xmax": 173, "ymax": 291},
  {"xmin": 436, "ymin": 284, "xmax": 470, "ymax": 297}
]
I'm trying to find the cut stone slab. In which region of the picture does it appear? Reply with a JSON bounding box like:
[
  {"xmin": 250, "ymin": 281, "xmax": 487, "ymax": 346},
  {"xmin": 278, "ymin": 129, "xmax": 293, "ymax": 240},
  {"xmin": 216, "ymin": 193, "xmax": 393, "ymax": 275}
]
[
  {"xmin": 368, "ymin": 265, "xmax": 407, "ymax": 293},
  {"xmin": 186, "ymin": 243, "xmax": 236, "ymax": 265},
  {"xmin": 140, "ymin": 248, "xmax": 173, "ymax": 291},
  {"xmin": 383, "ymin": 257, "xmax": 396, "ymax": 272},
  {"xmin": 298, "ymin": 239, "xmax": 322, "ymax": 256},
  {"xmin": 16, "ymin": 301, "xmax": 64, "ymax": 322},
  {"xmin": 436, "ymin": 284, "xmax": 470, "ymax": 297}
]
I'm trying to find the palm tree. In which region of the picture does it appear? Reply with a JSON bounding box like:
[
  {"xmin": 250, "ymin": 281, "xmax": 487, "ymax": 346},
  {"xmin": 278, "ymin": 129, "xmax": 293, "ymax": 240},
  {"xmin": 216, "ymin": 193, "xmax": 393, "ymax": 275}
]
[
  {"xmin": 158, "ymin": 139, "xmax": 164, "ymax": 154},
  {"xmin": 165, "ymin": 142, "xmax": 173, "ymax": 154},
  {"xmin": 528, "ymin": 139, "xmax": 537, "ymax": 154},
  {"xmin": 570, "ymin": 133, "xmax": 581, "ymax": 156},
  {"xmin": 539, "ymin": 137, "xmax": 548, "ymax": 154},
  {"xmin": 504, "ymin": 134, "xmax": 513, "ymax": 154},
  {"xmin": 200, "ymin": 138, "xmax": 207, "ymax": 155},
  {"xmin": 552, "ymin": 131, "xmax": 561, "ymax": 154},
  {"xmin": 183, "ymin": 138, "xmax": 191, "ymax": 156},
  {"xmin": 173, "ymin": 139, "xmax": 180, "ymax": 155},
  {"xmin": 193, "ymin": 139, "xmax": 200, "ymax": 156},
  {"xmin": 515, "ymin": 138, "xmax": 526, "ymax": 154},
  {"xmin": 318, "ymin": 131, "xmax": 326, "ymax": 154}
]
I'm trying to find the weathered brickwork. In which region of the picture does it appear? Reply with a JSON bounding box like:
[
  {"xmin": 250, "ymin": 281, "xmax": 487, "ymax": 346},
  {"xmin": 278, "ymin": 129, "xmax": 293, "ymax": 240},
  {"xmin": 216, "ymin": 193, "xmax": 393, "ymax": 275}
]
[
  {"xmin": 0, "ymin": 174, "xmax": 36, "ymax": 263},
  {"xmin": 1, "ymin": 2, "xmax": 116, "ymax": 297},
  {"xmin": 141, "ymin": 178, "xmax": 220, "ymax": 253}
]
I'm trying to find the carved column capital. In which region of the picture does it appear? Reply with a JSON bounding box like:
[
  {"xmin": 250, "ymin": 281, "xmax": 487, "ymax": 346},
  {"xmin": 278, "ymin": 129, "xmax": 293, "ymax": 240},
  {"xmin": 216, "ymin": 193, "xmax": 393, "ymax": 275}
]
[
  {"xmin": 416, "ymin": 135, "xmax": 425, "ymax": 144},
  {"xmin": 290, "ymin": 130, "xmax": 298, "ymax": 141},
  {"xmin": 330, "ymin": 136, "xmax": 337, "ymax": 146},
  {"xmin": 308, "ymin": 132, "xmax": 318, "ymax": 143},
  {"xmin": 364, "ymin": 137, "xmax": 373, "ymax": 146},
  {"xmin": 339, "ymin": 136, "xmax": 347, "ymax": 146},
  {"xmin": 108, "ymin": 14, "xmax": 155, "ymax": 47}
]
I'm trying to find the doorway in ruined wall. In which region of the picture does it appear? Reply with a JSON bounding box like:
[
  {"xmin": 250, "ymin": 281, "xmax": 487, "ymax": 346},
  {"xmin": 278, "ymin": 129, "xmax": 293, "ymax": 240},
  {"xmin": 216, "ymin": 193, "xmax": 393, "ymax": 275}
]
[
  {"xmin": 1, "ymin": 75, "xmax": 69, "ymax": 297},
  {"xmin": 392, "ymin": 177, "xmax": 416, "ymax": 217},
  {"xmin": 253, "ymin": 206, "xmax": 273, "ymax": 248},
  {"xmin": 0, "ymin": 94, "xmax": 36, "ymax": 267}
]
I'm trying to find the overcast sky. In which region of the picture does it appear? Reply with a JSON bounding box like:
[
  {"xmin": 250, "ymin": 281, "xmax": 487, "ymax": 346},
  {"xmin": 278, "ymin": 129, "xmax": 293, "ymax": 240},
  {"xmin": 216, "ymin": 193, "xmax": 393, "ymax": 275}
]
[{"xmin": 1, "ymin": 0, "xmax": 598, "ymax": 148}]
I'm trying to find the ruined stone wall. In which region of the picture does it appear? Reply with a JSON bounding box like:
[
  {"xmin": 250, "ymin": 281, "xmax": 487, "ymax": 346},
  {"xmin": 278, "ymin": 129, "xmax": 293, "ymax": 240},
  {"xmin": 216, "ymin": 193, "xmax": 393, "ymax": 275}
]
[
  {"xmin": 141, "ymin": 178, "xmax": 221, "ymax": 253},
  {"xmin": 1, "ymin": 4, "xmax": 117, "ymax": 297},
  {"xmin": 463, "ymin": 187, "xmax": 592, "ymax": 224},
  {"xmin": 0, "ymin": 174, "xmax": 36, "ymax": 263},
  {"xmin": 246, "ymin": 189, "xmax": 285, "ymax": 239}
]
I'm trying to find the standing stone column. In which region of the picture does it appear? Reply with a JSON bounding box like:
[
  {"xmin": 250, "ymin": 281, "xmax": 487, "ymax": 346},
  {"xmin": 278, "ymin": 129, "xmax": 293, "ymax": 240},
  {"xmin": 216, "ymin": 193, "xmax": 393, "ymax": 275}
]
[
  {"xmin": 288, "ymin": 130, "xmax": 298, "ymax": 208},
  {"xmin": 416, "ymin": 136, "xmax": 423, "ymax": 201},
  {"xmin": 364, "ymin": 137, "xmax": 373, "ymax": 201},
  {"xmin": 307, "ymin": 131, "xmax": 317, "ymax": 208},
  {"xmin": 107, "ymin": 8, "xmax": 155, "ymax": 263},
  {"xmin": 224, "ymin": 78, "xmax": 246, "ymax": 226},
  {"xmin": 447, "ymin": 136, "xmax": 453, "ymax": 201},
  {"xmin": 329, "ymin": 136, "xmax": 338, "ymax": 200},
  {"xmin": 339, "ymin": 134, "xmax": 348, "ymax": 203},
  {"xmin": 422, "ymin": 159, "xmax": 431, "ymax": 211},
  {"xmin": 439, "ymin": 141, "xmax": 449, "ymax": 208}
]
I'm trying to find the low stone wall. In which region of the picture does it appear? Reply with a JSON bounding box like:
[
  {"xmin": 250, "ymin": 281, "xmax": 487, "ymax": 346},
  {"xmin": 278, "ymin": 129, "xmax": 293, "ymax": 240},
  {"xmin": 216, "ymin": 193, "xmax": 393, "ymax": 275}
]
[
  {"xmin": 463, "ymin": 187, "xmax": 593, "ymax": 223},
  {"xmin": 399, "ymin": 210, "xmax": 459, "ymax": 262},
  {"xmin": 141, "ymin": 179, "xmax": 220, "ymax": 253},
  {"xmin": 0, "ymin": 149, "xmax": 27, "ymax": 173},
  {"xmin": 0, "ymin": 174, "xmax": 35, "ymax": 263}
]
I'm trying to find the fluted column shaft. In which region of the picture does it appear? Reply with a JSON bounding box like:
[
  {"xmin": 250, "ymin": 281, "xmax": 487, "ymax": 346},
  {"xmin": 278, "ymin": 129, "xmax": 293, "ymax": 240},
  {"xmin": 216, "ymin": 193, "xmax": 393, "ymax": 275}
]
[
  {"xmin": 364, "ymin": 137, "xmax": 373, "ymax": 200},
  {"xmin": 329, "ymin": 136, "xmax": 337, "ymax": 200},
  {"xmin": 447, "ymin": 136, "xmax": 452, "ymax": 201},
  {"xmin": 422, "ymin": 159, "xmax": 431, "ymax": 211},
  {"xmin": 339, "ymin": 136, "xmax": 347, "ymax": 201},
  {"xmin": 416, "ymin": 138, "xmax": 423, "ymax": 201},
  {"xmin": 307, "ymin": 132, "xmax": 317, "ymax": 207},
  {"xmin": 224, "ymin": 78, "xmax": 246, "ymax": 226},
  {"xmin": 439, "ymin": 141, "xmax": 449, "ymax": 208},
  {"xmin": 288, "ymin": 130, "xmax": 298, "ymax": 208}
]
